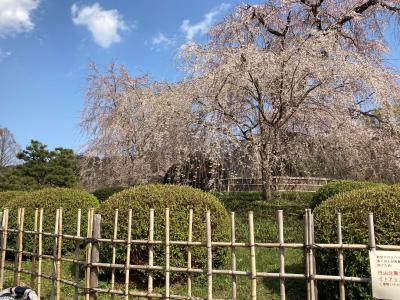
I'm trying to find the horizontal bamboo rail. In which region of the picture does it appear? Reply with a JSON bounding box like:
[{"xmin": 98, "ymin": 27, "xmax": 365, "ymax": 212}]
[
  {"xmin": 0, "ymin": 207, "xmax": 393, "ymax": 299},
  {"xmin": 219, "ymin": 176, "xmax": 331, "ymax": 192}
]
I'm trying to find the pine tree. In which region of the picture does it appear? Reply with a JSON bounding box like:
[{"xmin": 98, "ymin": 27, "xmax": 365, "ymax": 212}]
[{"xmin": 0, "ymin": 140, "xmax": 78, "ymax": 191}]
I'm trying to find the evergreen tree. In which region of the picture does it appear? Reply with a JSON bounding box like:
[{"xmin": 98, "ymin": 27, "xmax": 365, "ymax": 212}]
[
  {"xmin": 17, "ymin": 140, "xmax": 51, "ymax": 185},
  {"xmin": 45, "ymin": 148, "xmax": 78, "ymax": 187},
  {"xmin": 0, "ymin": 167, "xmax": 40, "ymax": 191},
  {"xmin": 0, "ymin": 140, "xmax": 78, "ymax": 191}
]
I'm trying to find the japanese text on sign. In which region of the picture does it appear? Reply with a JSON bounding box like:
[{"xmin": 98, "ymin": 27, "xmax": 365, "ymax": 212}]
[{"xmin": 370, "ymin": 250, "xmax": 400, "ymax": 299}]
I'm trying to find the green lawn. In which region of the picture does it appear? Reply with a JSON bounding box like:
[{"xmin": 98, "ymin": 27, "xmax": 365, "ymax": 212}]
[
  {"xmin": 206, "ymin": 191, "xmax": 312, "ymax": 300},
  {"xmin": 3, "ymin": 191, "xmax": 313, "ymax": 299}
]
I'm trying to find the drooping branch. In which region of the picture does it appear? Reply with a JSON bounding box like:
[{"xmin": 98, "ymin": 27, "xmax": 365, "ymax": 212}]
[
  {"xmin": 336, "ymin": 0, "xmax": 379, "ymax": 27},
  {"xmin": 381, "ymin": 1, "xmax": 400, "ymax": 13}
]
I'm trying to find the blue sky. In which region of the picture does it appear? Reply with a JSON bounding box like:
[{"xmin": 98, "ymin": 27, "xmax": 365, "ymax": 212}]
[
  {"xmin": 0, "ymin": 0, "xmax": 399, "ymax": 152},
  {"xmin": 0, "ymin": 0, "xmax": 243, "ymax": 151}
]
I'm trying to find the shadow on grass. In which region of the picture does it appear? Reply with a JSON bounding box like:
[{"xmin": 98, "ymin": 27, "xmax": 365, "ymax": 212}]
[{"xmin": 262, "ymin": 263, "xmax": 307, "ymax": 300}]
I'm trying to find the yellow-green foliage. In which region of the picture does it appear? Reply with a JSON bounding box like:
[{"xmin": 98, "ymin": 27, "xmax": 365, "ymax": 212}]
[
  {"xmin": 314, "ymin": 185, "xmax": 400, "ymax": 299},
  {"xmin": 97, "ymin": 184, "xmax": 230, "ymax": 284},
  {"xmin": 7, "ymin": 188, "xmax": 99, "ymax": 253},
  {"xmin": 0, "ymin": 191, "xmax": 28, "ymax": 209},
  {"xmin": 310, "ymin": 180, "xmax": 384, "ymax": 209}
]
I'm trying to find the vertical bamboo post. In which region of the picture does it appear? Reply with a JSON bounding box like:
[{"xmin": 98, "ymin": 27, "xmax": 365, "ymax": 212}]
[
  {"xmin": 51, "ymin": 209, "xmax": 60, "ymax": 300},
  {"xmin": 305, "ymin": 209, "xmax": 316, "ymax": 300},
  {"xmin": 206, "ymin": 210, "xmax": 212, "ymax": 300},
  {"xmin": 74, "ymin": 209, "xmax": 82, "ymax": 300},
  {"xmin": 85, "ymin": 209, "xmax": 94, "ymax": 300},
  {"xmin": 368, "ymin": 214, "xmax": 376, "ymax": 300},
  {"xmin": 0, "ymin": 212, "xmax": 3, "ymax": 249},
  {"xmin": 231, "ymin": 212, "xmax": 237, "ymax": 300},
  {"xmin": 111, "ymin": 209, "xmax": 118, "ymax": 300},
  {"xmin": 14, "ymin": 208, "xmax": 25, "ymax": 286},
  {"xmin": 249, "ymin": 211, "xmax": 257, "ymax": 300},
  {"xmin": 148, "ymin": 208, "xmax": 154, "ymax": 298},
  {"xmin": 90, "ymin": 214, "xmax": 101, "ymax": 300},
  {"xmin": 304, "ymin": 209, "xmax": 311, "ymax": 300},
  {"xmin": 124, "ymin": 209, "xmax": 132, "ymax": 300},
  {"xmin": 310, "ymin": 211, "xmax": 317, "ymax": 300},
  {"xmin": 277, "ymin": 210, "xmax": 286, "ymax": 300},
  {"xmin": 165, "ymin": 208, "xmax": 170, "ymax": 299},
  {"xmin": 187, "ymin": 209, "xmax": 193, "ymax": 298},
  {"xmin": 368, "ymin": 213, "xmax": 376, "ymax": 250},
  {"xmin": 0, "ymin": 209, "xmax": 9, "ymax": 290},
  {"xmin": 55, "ymin": 209, "xmax": 63, "ymax": 300},
  {"xmin": 13, "ymin": 208, "xmax": 20, "ymax": 286},
  {"xmin": 337, "ymin": 213, "xmax": 345, "ymax": 300},
  {"xmin": 30, "ymin": 208, "xmax": 39, "ymax": 289},
  {"xmin": 37, "ymin": 208, "xmax": 43, "ymax": 299},
  {"xmin": 368, "ymin": 209, "xmax": 376, "ymax": 300}
]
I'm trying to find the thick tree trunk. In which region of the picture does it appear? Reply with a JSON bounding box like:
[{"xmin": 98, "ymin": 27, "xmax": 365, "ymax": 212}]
[
  {"xmin": 258, "ymin": 109, "xmax": 277, "ymax": 201},
  {"xmin": 260, "ymin": 149, "xmax": 272, "ymax": 201},
  {"xmin": 261, "ymin": 165, "xmax": 272, "ymax": 201}
]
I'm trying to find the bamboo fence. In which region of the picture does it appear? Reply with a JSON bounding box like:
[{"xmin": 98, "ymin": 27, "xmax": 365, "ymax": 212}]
[
  {"xmin": 0, "ymin": 207, "xmax": 395, "ymax": 299},
  {"xmin": 219, "ymin": 177, "xmax": 331, "ymax": 193}
]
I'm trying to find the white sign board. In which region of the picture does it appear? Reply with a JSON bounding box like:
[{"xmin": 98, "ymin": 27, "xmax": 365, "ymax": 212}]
[{"xmin": 370, "ymin": 250, "xmax": 400, "ymax": 299}]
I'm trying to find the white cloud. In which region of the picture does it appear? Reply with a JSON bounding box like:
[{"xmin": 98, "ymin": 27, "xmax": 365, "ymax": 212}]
[
  {"xmin": 180, "ymin": 3, "xmax": 230, "ymax": 40},
  {"xmin": 0, "ymin": 0, "xmax": 40, "ymax": 38},
  {"xmin": 151, "ymin": 32, "xmax": 175, "ymax": 50},
  {"xmin": 0, "ymin": 48, "xmax": 11, "ymax": 61},
  {"xmin": 71, "ymin": 3, "xmax": 128, "ymax": 48}
]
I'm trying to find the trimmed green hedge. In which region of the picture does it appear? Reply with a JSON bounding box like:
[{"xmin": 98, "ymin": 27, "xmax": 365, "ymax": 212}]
[
  {"xmin": 92, "ymin": 186, "xmax": 126, "ymax": 202},
  {"xmin": 314, "ymin": 185, "xmax": 400, "ymax": 299},
  {"xmin": 7, "ymin": 188, "xmax": 99, "ymax": 253},
  {"xmin": 0, "ymin": 191, "xmax": 28, "ymax": 209},
  {"xmin": 97, "ymin": 184, "xmax": 230, "ymax": 284},
  {"xmin": 310, "ymin": 180, "xmax": 384, "ymax": 209}
]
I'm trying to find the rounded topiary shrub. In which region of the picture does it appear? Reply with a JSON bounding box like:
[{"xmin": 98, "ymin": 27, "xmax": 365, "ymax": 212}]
[
  {"xmin": 7, "ymin": 188, "xmax": 99, "ymax": 254},
  {"xmin": 310, "ymin": 180, "xmax": 384, "ymax": 210},
  {"xmin": 314, "ymin": 185, "xmax": 400, "ymax": 299},
  {"xmin": 0, "ymin": 191, "xmax": 28, "ymax": 209},
  {"xmin": 92, "ymin": 186, "xmax": 126, "ymax": 202},
  {"xmin": 97, "ymin": 184, "xmax": 230, "ymax": 284}
]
